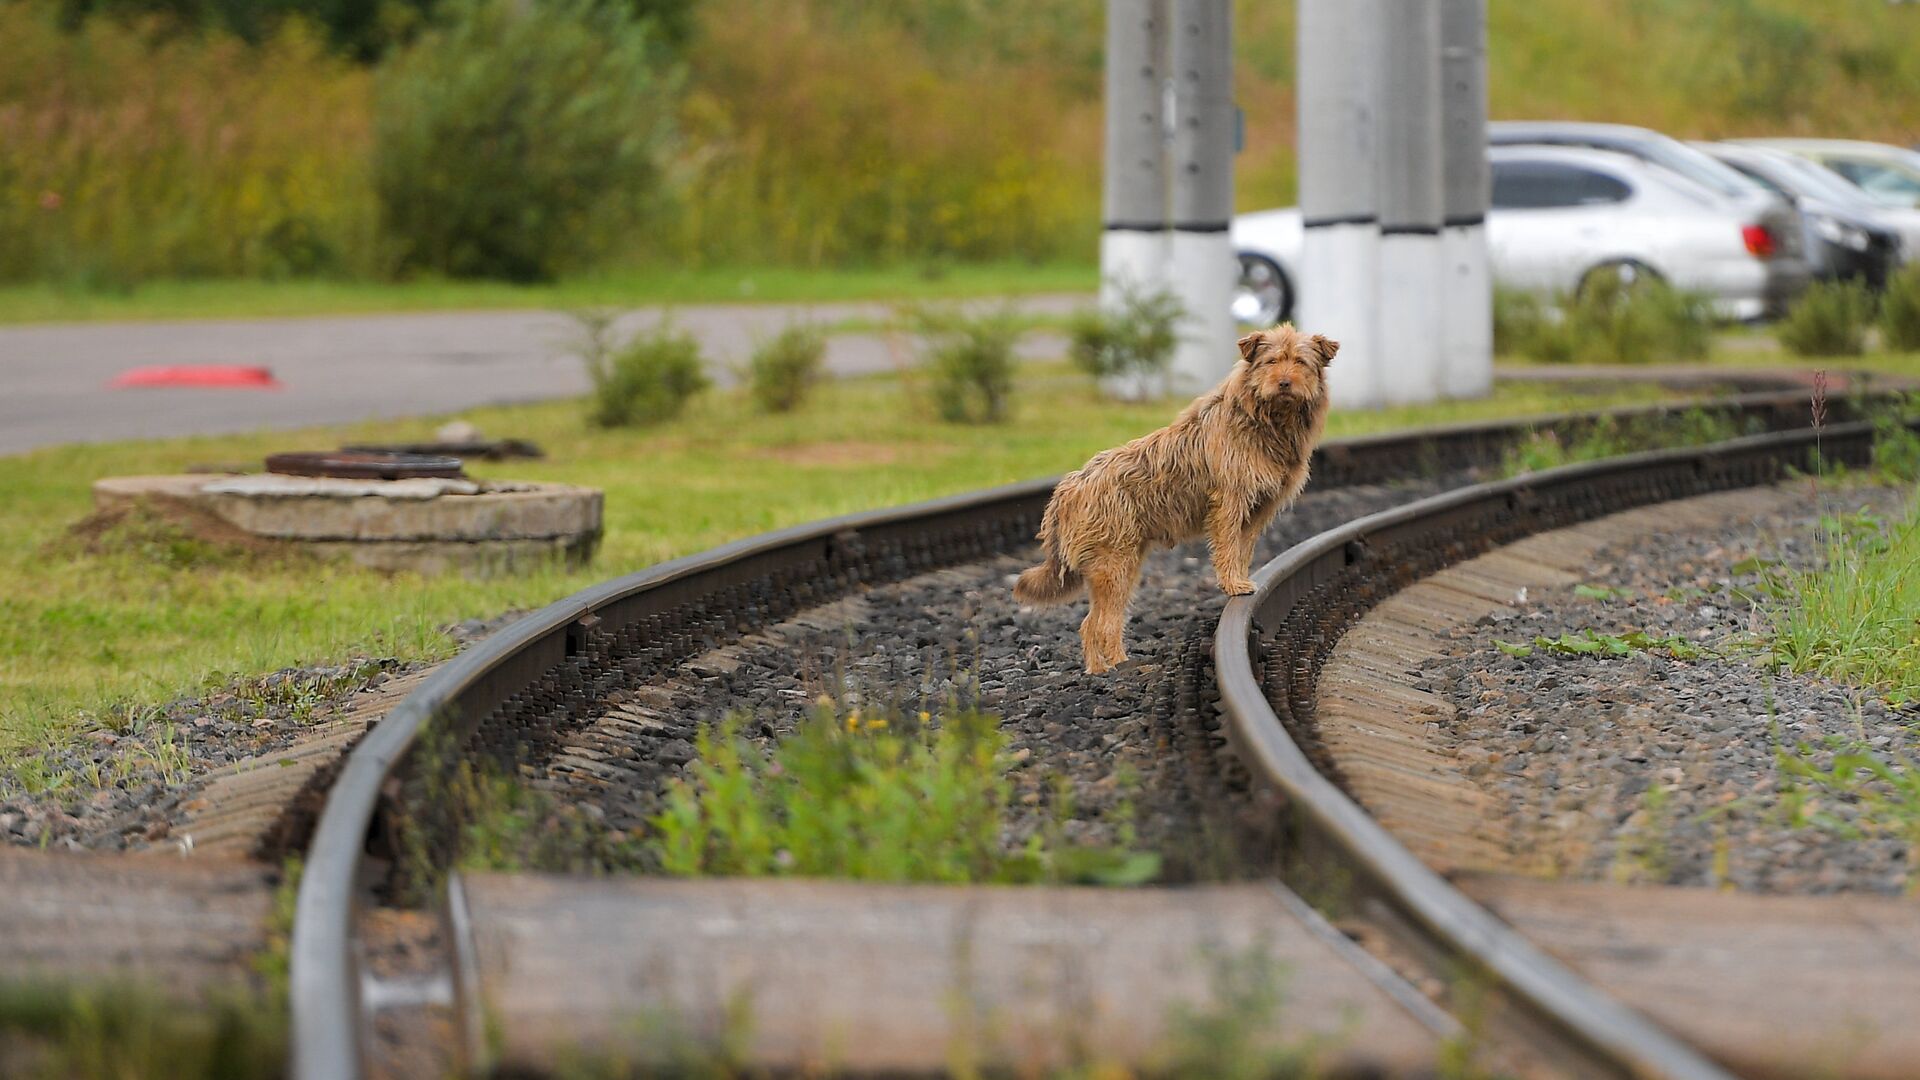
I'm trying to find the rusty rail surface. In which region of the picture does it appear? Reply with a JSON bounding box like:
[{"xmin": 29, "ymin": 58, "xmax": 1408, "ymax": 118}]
[
  {"xmin": 1215, "ymin": 420, "xmax": 1888, "ymax": 1080},
  {"xmin": 290, "ymin": 389, "xmax": 1859, "ymax": 1080}
]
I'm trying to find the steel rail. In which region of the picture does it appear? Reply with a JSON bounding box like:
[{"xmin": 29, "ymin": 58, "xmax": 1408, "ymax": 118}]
[
  {"xmin": 289, "ymin": 388, "xmax": 1854, "ymax": 1080},
  {"xmin": 1215, "ymin": 420, "xmax": 1884, "ymax": 1080}
]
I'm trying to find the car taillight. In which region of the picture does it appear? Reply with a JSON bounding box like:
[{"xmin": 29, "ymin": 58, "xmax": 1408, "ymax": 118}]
[{"xmin": 1742, "ymin": 224, "xmax": 1776, "ymax": 259}]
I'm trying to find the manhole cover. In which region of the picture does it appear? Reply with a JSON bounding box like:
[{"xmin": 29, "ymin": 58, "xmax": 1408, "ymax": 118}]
[{"xmin": 264, "ymin": 451, "xmax": 466, "ymax": 480}]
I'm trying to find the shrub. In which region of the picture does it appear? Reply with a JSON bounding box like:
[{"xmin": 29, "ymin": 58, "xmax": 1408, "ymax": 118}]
[
  {"xmin": 1067, "ymin": 287, "xmax": 1184, "ymax": 383},
  {"xmin": 574, "ymin": 314, "xmax": 708, "ymax": 427},
  {"xmin": 913, "ymin": 306, "xmax": 1023, "ymax": 424},
  {"xmin": 1492, "ymin": 288, "xmax": 1551, "ymax": 357},
  {"xmin": 1506, "ymin": 276, "xmax": 1713, "ymax": 365},
  {"xmin": 374, "ymin": 0, "xmax": 679, "ymax": 281},
  {"xmin": 1880, "ymin": 264, "xmax": 1920, "ymax": 352},
  {"xmin": 746, "ymin": 324, "xmax": 827, "ymax": 413},
  {"xmin": 1778, "ymin": 280, "xmax": 1873, "ymax": 357}
]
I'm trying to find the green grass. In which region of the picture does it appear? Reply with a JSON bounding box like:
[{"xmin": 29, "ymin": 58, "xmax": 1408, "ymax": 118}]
[
  {"xmin": 1777, "ymin": 737, "xmax": 1920, "ymax": 893},
  {"xmin": 0, "ymin": 364, "xmax": 1689, "ymax": 772},
  {"xmin": 1500, "ymin": 334, "xmax": 1920, "ymax": 381},
  {"xmin": 1767, "ymin": 503, "xmax": 1920, "ymax": 703},
  {"xmin": 0, "ymin": 981, "xmax": 284, "ymax": 1080},
  {"xmin": 0, "ymin": 262, "xmax": 1095, "ymax": 325},
  {"xmin": 650, "ymin": 701, "xmax": 1159, "ymax": 885}
]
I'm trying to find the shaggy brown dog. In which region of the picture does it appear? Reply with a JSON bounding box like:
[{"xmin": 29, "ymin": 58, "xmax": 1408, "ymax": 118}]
[{"xmin": 1014, "ymin": 324, "xmax": 1335, "ymax": 673}]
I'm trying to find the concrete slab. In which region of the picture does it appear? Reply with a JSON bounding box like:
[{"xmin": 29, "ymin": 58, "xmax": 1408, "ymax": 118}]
[{"xmin": 455, "ymin": 874, "xmax": 1448, "ymax": 1075}]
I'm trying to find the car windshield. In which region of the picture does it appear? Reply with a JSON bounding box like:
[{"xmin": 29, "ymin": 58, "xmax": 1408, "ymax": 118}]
[
  {"xmin": 1824, "ymin": 156, "xmax": 1920, "ymax": 208},
  {"xmin": 1771, "ymin": 154, "xmax": 1883, "ymax": 208},
  {"xmin": 1630, "ymin": 139, "xmax": 1762, "ymax": 198}
]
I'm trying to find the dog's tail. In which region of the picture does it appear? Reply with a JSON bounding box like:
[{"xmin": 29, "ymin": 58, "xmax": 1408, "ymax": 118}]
[
  {"xmin": 1014, "ymin": 550, "xmax": 1082, "ymax": 605},
  {"xmin": 1015, "ymin": 501, "xmax": 1081, "ymax": 604}
]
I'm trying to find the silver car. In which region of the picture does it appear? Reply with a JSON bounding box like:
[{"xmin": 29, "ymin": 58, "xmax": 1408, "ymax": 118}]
[
  {"xmin": 1487, "ymin": 121, "xmax": 1809, "ymax": 313},
  {"xmin": 1231, "ymin": 145, "xmax": 1802, "ymax": 325},
  {"xmin": 1732, "ymin": 138, "xmax": 1920, "ymax": 251},
  {"xmin": 1697, "ymin": 142, "xmax": 1906, "ymax": 288}
]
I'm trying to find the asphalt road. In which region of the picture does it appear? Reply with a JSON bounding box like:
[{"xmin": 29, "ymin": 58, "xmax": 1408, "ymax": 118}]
[{"xmin": 0, "ymin": 296, "xmax": 1081, "ymax": 456}]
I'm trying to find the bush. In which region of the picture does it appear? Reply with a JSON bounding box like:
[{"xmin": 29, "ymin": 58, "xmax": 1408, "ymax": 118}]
[
  {"xmin": 573, "ymin": 314, "xmax": 708, "ymax": 427},
  {"xmin": 1067, "ymin": 287, "xmax": 1184, "ymax": 383},
  {"xmin": 374, "ymin": 0, "xmax": 678, "ymax": 281},
  {"xmin": 913, "ymin": 306, "xmax": 1023, "ymax": 424},
  {"xmin": 1502, "ymin": 275, "xmax": 1713, "ymax": 365},
  {"xmin": 1880, "ymin": 264, "xmax": 1920, "ymax": 352},
  {"xmin": 1779, "ymin": 280, "xmax": 1874, "ymax": 357},
  {"xmin": 746, "ymin": 324, "xmax": 827, "ymax": 413}
]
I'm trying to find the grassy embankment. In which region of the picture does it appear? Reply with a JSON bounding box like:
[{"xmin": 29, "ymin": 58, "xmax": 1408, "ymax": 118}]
[
  {"xmin": 0, "ymin": 364, "xmax": 1697, "ymax": 774},
  {"xmin": 5, "ymin": 0, "xmax": 1918, "ymax": 323}
]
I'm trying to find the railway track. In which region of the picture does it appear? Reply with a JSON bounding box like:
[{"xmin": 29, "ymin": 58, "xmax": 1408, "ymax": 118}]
[{"xmin": 287, "ymin": 388, "xmax": 1880, "ymax": 1079}]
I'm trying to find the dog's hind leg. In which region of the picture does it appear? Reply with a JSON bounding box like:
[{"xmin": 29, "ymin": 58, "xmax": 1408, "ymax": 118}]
[
  {"xmin": 1080, "ymin": 550, "xmax": 1143, "ymax": 675},
  {"xmin": 1206, "ymin": 496, "xmax": 1257, "ymax": 596}
]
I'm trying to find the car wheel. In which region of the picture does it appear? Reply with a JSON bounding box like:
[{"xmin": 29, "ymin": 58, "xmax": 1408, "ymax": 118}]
[
  {"xmin": 1577, "ymin": 259, "xmax": 1662, "ymax": 299},
  {"xmin": 1232, "ymin": 253, "xmax": 1292, "ymax": 326}
]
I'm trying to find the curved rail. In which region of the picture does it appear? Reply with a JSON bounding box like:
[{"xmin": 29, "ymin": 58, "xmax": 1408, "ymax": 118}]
[
  {"xmin": 289, "ymin": 388, "xmax": 1854, "ymax": 1080},
  {"xmin": 1214, "ymin": 420, "xmax": 1883, "ymax": 1080}
]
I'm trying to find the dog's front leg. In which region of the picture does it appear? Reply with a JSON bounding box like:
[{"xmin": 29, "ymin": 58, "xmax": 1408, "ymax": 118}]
[
  {"xmin": 1206, "ymin": 496, "xmax": 1256, "ymax": 596},
  {"xmin": 1238, "ymin": 496, "xmax": 1282, "ymax": 573}
]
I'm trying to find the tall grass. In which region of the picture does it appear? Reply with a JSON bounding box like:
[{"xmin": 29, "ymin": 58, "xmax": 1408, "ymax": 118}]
[
  {"xmin": 7, "ymin": 0, "xmax": 1920, "ymax": 284},
  {"xmin": 1768, "ymin": 504, "xmax": 1920, "ymax": 703},
  {"xmin": 0, "ymin": 2, "xmax": 376, "ymax": 285}
]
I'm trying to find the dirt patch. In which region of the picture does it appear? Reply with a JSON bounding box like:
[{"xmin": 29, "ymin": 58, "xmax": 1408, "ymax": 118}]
[{"xmin": 61, "ymin": 501, "xmax": 303, "ymax": 566}]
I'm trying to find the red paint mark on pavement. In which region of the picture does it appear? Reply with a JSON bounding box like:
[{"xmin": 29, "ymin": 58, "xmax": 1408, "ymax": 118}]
[{"xmin": 109, "ymin": 365, "xmax": 281, "ymax": 389}]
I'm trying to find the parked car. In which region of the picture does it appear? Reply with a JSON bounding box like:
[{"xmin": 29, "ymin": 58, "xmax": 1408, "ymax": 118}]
[
  {"xmin": 1487, "ymin": 122, "xmax": 1810, "ymax": 313},
  {"xmin": 1697, "ymin": 142, "xmax": 1905, "ymax": 289},
  {"xmin": 1734, "ymin": 138, "xmax": 1920, "ymax": 211},
  {"xmin": 1231, "ymin": 145, "xmax": 1803, "ymax": 325}
]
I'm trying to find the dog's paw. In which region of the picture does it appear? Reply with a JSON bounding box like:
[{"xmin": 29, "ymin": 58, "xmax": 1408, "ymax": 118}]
[{"xmin": 1220, "ymin": 578, "xmax": 1257, "ymax": 596}]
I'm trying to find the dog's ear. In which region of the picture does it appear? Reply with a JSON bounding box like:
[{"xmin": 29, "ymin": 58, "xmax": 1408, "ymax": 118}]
[
  {"xmin": 1309, "ymin": 334, "xmax": 1339, "ymax": 366},
  {"xmin": 1237, "ymin": 333, "xmax": 1262, "ymax": 361}
]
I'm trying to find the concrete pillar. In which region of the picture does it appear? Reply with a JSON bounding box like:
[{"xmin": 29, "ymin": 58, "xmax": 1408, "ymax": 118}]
[
  {"xmin": 1100, "ymin": 0, "xmax": 1170, "ymax": 399},
  {"xmin": 1376, "ymin": 0, "xmax": 1445, "ymax": 406},
  {"xmin": 1296, "ymin": 0, "xmax": 1383, "ymax": 408},
  {"xmin": 1167, "ymin": 0, "xmax": 1235, "ymax": 396},
  {"xmin": 1439, "ymin": 0, "xmax": 1492, "ymax": 399}
]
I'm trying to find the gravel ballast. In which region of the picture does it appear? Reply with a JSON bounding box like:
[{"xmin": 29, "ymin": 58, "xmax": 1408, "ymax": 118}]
[
  {"xmin": 1418, "ymin": 483, "xmax": 1920, "ymax": 895},
  {"xmin": 532, "ymin": 477, "xmax": 1468, "ymax": 882}
]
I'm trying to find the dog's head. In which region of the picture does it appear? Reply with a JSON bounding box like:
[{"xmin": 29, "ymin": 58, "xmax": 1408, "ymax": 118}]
[{"xmin": 1235, "ymin": 325, "xmax": 1336, "ymax": 406}]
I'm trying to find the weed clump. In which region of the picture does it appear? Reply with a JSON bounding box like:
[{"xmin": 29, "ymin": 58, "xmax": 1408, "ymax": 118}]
[
  {"xmin": 1766, "ymin": 503, "xmax": 1920, "ymax": 702},
  {"xmin": 1879, "ymin": 263, "xmax": 1920, "ymax": 352},
  {"xmin": 571, "ymin": 312, "xmax": 709, "ymax": 428},
  {"xmin": 1498, "ymin": 276, "xmax": 1713, "ymax": 365},
  {"xmin": 745, "ymin": 324, "xmax": 826, "ymax": 413},
  {"xmin": 649, "ymin": 702, "xmax": 1158, "ymax": 885},
  {"xmin": 1068, "ymin": 287, "xmax": 1184, "ymax": 385},
  {"xmin": 1778, "ymin": 741, "xmax": 1920, "ymax": 891},
  {"xmin": 1778, "ymin": 280, "xmax": 1874, "ymax": 357},
  {"xmin": 1501, "ymin": 408, "xmax": 1745, "ymax": 477},
  {"xmin": 912, "ymin": 306, "xmax": 1023, "ymax": 424}
]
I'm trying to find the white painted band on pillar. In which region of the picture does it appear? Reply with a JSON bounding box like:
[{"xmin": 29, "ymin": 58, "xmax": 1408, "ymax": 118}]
[
  {"xmin": 1441, "ymin": 223, "xmax": 1493, "ymax": 399},
  {"xmin": 1168, "ymin": 230, "xmax": 1236, "ymax": 396},
  {"xmin": 1377, "ymin": 232, "xmax": 1443, "ymax": 407},
  {"xmin": 1302, "ymin": 222, "xmax": 1381, "ymax": 410},
  {"xmin": 1100, "ymin": 229, "xmax": 1173, "ymax": 400}
]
